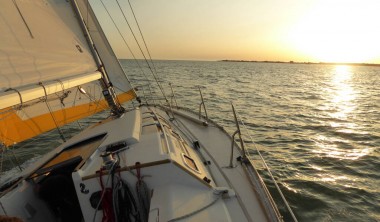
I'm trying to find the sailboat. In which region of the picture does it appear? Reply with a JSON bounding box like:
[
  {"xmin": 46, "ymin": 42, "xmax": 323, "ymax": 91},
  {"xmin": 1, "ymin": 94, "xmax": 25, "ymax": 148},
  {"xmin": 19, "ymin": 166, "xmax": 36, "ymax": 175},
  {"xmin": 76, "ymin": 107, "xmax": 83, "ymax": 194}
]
[{"xmin": 0, "ymin": 0, "xmax": 297, "ymax": 221}]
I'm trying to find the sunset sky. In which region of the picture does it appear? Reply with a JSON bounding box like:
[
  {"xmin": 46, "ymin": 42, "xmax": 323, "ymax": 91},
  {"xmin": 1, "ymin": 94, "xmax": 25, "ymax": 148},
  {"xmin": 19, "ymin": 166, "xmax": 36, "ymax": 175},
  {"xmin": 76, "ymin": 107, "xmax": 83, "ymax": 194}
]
[{"xmin": 91, "ymin": 0, "xmax": 380, "ymax": 63}]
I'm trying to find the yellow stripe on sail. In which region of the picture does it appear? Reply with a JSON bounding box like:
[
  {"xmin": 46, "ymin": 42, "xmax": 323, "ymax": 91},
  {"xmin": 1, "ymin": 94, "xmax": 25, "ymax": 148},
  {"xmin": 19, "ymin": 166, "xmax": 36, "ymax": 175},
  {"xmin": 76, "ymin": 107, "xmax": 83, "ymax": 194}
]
[{"xmin": 0, "ymin": 90, "xmax": 135, "ymax": 147}]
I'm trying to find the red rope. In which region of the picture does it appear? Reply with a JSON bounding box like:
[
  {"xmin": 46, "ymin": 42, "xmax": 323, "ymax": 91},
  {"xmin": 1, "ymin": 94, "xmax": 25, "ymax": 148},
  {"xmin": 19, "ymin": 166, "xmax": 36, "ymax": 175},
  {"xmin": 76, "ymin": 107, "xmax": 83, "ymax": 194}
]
[{"xmin": 99, "ymin": 170, "xmax": 115, "ymax": 222}]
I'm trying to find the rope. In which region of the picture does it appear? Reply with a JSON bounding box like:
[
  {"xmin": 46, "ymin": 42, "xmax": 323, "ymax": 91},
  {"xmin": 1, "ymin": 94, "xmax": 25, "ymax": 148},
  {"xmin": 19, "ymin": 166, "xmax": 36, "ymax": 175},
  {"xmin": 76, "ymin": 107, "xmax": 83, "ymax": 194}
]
[
  {"xmin": 0, "ymin": 201, "xmax": 7, "ymax": 215},
  {"xmin": 168, "ymin": 190, "xmax": 227, "ymax": 222},
  {"xmin": 39, "ymin": 82, "xmax": 66, "ymax": 142},
  {"xmin": 135, "ymin": 162, "xmax": 150, "ymax": 222},
  {"xmin": 109, "ymin": 156, "xmax": 141, "ymax": 222},
  {"xmin": 99, "ymin": 170, "xmax": 115, "ymax": 222},
  {"xmin": 85, "ymin": 91, "xmax": 106, "ymax": 111},
  {"xmin": 54, "ymin": 79, "xmax": 69, "ymax": 107},
  {"xmin": 113, "ymin": 176, "xmax": 140, "ymax": 222},
  {"xmin": 79, "ymin": 84, "xmax": 108, "ymax": 112},
  {"xmin": 93, "ymin": 155, "xmax": 145, "ymax": 222},
  {"xmin": 92, "ymin": 161, "xmax": 117, "ymax": 222}
]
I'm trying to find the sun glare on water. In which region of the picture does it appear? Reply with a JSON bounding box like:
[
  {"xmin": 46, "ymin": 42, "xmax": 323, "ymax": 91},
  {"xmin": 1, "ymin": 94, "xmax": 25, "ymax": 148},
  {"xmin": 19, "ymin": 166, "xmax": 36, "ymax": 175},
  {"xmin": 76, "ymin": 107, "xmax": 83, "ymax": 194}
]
[
  {"xmin": 288, "ymin": 1, "xmax": 380, "ymax": 63},
  {"xmin": 311, "ymin": 65, "xmax": 374, "ymax": 160}
]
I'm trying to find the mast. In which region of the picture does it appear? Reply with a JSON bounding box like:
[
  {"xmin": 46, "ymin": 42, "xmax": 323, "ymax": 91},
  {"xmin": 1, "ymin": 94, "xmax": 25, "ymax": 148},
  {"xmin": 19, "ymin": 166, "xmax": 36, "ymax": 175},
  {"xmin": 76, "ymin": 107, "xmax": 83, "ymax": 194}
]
[{"xmin": 70, "ymin": 0, "xmax": 124, "ymax": 115}]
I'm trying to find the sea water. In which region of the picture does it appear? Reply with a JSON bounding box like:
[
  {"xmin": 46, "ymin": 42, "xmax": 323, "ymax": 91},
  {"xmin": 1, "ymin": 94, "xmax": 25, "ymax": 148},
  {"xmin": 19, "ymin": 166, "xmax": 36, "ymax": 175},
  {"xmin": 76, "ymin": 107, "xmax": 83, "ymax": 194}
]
[
  {"xmin": 124, "ymin": 60, "xmax": 380, "ymax": 222},
  {"xmin": 1, "ymin": 60, "xmax": 379, "ymax": 221}
]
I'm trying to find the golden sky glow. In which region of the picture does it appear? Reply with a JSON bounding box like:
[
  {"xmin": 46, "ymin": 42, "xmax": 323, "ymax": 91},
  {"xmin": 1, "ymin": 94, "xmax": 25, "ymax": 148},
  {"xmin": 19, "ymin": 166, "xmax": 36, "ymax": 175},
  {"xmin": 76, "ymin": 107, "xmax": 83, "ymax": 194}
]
[
  {"xmin": 288, "ymin": 1, "xmax": 380, "ymax": 63},
  {"xmin": 92, "ymin": 0, "xmax": 380, "ymax": 63}
]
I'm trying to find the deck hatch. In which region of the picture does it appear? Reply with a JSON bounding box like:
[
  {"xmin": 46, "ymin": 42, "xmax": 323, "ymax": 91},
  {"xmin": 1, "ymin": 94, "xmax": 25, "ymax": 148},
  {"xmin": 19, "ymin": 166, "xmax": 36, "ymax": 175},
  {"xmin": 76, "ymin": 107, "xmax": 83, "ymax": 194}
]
[{"xmin": 182, "ymin": 153, "xmax": 200, "ymax": 173}]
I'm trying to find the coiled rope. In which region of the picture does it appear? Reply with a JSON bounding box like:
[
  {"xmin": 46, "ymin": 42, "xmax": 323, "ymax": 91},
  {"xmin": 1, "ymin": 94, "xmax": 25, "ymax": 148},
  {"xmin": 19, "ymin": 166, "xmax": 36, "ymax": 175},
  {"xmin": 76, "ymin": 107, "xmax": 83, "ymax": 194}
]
[{"xmin": 168, "ymin": 189, "xmax": 227, "ymax": 222}]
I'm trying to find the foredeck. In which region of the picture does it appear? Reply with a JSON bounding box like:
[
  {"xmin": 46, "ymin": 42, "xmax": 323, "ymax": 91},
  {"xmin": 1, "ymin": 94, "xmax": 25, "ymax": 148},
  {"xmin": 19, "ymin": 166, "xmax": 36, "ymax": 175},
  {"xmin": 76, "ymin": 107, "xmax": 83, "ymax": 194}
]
[
  {"xmin": 72, "ymin": 106, "xmax": 278, "ymax": 221},
  {"xmin": 153, "ymin": 106, "xmax": 275, "ymax": 222}
]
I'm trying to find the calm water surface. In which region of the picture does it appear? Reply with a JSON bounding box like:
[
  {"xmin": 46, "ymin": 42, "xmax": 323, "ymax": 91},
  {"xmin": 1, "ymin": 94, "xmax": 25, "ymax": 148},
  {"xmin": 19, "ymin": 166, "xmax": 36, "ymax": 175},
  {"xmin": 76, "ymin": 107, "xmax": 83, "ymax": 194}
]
[{"xmin": 2, "ymin": 60, "xmax": 379, "ymax": 221}]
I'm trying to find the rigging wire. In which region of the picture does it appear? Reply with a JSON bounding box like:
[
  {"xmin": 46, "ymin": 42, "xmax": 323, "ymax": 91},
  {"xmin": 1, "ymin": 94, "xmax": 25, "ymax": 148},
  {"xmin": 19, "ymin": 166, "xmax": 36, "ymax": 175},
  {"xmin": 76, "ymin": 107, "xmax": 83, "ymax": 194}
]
[
  {"xmin": 120, "ymin": 0, "xmax": 159, "ymax": 105},
  {"xmin": 0, "ymin": 201, "xmax": 7, "ymax": 215},
  {"xmin": 98, "ymin": 0, "xmax": 144, "ymax": 72},
  {"xmin": 0, "ymin": 143, "xmax": 22, "ymax": 173},
  {"xmin": 115, "ymin": 0, "xmax": 156, "ymax": 75},
  {"xmin": 39, "ymin": 83, "xmax": 66, "ymax": 142},
  {"xmin": 71, "ymin": 88, "xmax": 84, "ymax": 130},
  {"xmin": 100, "ymin": 0, "xmax": 157, "ymax": 101},
  {"xmin": 126, "ymin": 0, "xmax": 160, "ymax": 79},
  {"xmin": 115, "ymin": 0, "xmax": 169, "ymax": 104},
  {"xmin": 100, "ymin": 0, "xmax": 168, "ymax": 105},
  {"xmin": 99, "ymin": 0, "xmax": 155, "ymax": 101},
  {"xmin": 237, "ymin": 112, "xmax": 298, "ymax": 222}
]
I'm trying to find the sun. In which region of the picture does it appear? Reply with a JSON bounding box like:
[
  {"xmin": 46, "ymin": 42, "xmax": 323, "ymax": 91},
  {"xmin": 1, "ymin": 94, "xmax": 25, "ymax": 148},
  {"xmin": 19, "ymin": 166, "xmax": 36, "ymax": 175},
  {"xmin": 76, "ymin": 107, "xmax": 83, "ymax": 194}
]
[{"xmin": 288, "ymin": 1, "xmax": 380, "ymax": 63}]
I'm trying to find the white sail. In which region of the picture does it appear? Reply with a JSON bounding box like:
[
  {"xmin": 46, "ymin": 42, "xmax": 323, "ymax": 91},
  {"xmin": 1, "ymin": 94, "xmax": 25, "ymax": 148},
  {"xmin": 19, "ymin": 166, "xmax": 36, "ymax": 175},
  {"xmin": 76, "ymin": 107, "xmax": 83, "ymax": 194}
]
[
  {"xmin": 0, "ymin": 0, "xmax": 135, "ymax": 146},
  {"xmin": 75, "ymin": 0, "xmax": 135, "ymax": 97},
  {"xmin": 0, "ymin": 72, "xmax": 102, "ymax": 110},
  {"xmin": 0, "ymin": 0, "xmax": 98, "ymax": 90}
]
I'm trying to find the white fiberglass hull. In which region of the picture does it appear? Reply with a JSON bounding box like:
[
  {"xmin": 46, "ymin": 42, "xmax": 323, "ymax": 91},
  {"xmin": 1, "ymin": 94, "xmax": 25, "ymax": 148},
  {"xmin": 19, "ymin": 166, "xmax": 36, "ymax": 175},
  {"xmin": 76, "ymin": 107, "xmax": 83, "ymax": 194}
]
[{"xmin": 0, "ymin": 105, "xmax": 282, "ymax": 222}]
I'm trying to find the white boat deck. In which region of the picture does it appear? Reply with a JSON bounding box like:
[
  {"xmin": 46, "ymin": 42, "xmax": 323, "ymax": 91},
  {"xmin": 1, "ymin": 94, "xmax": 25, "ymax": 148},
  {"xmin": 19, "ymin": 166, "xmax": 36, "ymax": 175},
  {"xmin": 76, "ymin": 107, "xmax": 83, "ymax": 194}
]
[
  {"xmin": 153, "ymin": 107, "xmax": 272, "ymax": 222},
  {"xmin": 0, "ymin": 106, "xmax": 280, "ymax": 222}
]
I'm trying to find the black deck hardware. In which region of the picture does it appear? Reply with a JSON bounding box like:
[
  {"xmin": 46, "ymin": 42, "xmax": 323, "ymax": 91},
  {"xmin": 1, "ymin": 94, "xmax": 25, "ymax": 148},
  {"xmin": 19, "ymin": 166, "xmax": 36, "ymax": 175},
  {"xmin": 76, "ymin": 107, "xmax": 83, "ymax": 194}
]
[
  {"xmin": 193, "ymin": 141, "xmax": 200, "ymax": 150},
  {"xmin": 203, "ymin": 176, "xmax": 211, "ymax": 184},
  {"xmin": 106, "ymin": 141, "xmax": 128, "ymax": 152},
  {"xmin": 203, "ymin": 160, "xmax": 211, "ymax": 165}
]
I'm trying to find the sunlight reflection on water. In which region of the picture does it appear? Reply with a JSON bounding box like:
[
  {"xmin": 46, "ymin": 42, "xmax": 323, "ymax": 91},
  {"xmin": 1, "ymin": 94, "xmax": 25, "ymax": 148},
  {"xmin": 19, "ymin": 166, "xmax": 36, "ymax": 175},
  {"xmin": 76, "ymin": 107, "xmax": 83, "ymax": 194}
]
[
  {"xmin": 312, "ymin": 135, "xmax": 373, "ymax": 160},
  {"xmin": 330, "ymin": 65, "xmax": 356, "ymax": 119},
  {"xmin": 312, "ymin": 65, "xmax": 373, "ymax": 160}
]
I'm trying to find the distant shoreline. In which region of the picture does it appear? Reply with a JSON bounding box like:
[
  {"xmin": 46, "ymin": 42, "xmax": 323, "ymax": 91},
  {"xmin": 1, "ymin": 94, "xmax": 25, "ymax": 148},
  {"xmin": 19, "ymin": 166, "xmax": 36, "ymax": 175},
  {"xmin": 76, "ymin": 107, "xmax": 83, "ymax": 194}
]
[{"xmin": 219, "ymin": 60, "xmax": 380, "ymax": 67}]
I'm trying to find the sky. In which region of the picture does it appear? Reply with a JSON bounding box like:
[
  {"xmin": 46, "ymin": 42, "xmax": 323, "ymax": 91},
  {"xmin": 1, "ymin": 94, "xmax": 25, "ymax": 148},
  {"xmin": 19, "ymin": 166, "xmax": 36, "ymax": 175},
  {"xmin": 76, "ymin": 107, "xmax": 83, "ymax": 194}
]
[{"xmin": 91, "ymin": 0, "xmax": 380, "ymax": 63}]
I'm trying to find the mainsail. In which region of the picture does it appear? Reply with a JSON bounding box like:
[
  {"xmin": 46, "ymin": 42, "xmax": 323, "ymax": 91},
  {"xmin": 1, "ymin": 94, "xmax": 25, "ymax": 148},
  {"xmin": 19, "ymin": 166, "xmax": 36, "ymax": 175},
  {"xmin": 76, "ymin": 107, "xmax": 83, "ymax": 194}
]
[
  {"xmin": 0, "ymin": 0, "xmax": 136, "ymax": 147},
  {"xmin": 75, "ymin": 0, "xmax": 135, "ymax": 99}
]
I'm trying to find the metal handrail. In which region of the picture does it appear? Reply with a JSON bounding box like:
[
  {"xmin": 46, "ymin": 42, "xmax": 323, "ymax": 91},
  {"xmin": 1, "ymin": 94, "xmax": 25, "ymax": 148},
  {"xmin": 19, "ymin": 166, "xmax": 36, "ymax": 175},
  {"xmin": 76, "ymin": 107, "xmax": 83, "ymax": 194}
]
[
  {"xmin": 231, "ymin": 103, "xmax": 247, "ymax": 159},
  {"xmin": 137, "ymin": 84, "xmax": 209, "ymax": 124},
  {"xmin": 198, "ymin": 87, "xmax": 208, "ymax": 121},
  {"xmin": 229, "ymin": 130, "xmax": 239, "ymax": 168},
  {"xmin": 169, "ymin": 83, "xmax": 178, "ymax": 108},
  {"xmin": 233, "ymin": 105, "xmax": 298, "ymax": 222}
]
